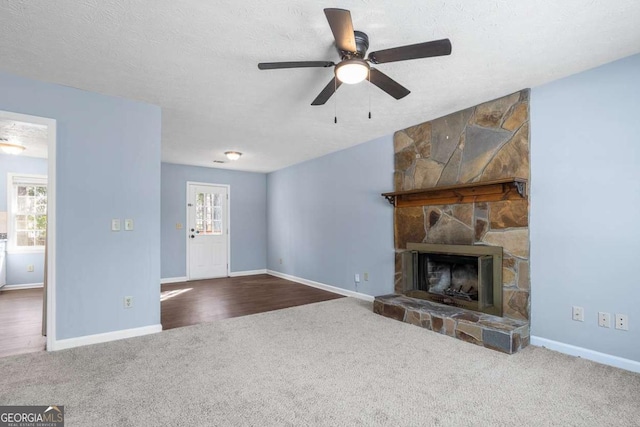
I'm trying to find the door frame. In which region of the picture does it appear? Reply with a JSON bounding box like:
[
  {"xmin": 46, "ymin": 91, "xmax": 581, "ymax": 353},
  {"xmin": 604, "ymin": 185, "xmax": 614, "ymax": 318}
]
[
  {"xmin": 0, "ymin": 109, "xmax": 57, "ymax": 351},
  {"xmin": 185, "ymin": 182, "xmax": 230, "ymax": 280}
]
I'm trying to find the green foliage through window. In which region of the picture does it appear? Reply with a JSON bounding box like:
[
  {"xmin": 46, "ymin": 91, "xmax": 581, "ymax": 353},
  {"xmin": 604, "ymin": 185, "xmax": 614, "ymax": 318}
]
[{"xmin": 15, "ymin": 184, "xmax": 47, "ymax": 247}]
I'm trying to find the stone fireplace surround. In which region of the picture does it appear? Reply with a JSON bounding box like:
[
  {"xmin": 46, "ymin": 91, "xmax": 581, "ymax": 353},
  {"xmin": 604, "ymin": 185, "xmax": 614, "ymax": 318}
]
[{"xmin": 374, "ymin": 90, "xmax": 531, "ymax": 354}]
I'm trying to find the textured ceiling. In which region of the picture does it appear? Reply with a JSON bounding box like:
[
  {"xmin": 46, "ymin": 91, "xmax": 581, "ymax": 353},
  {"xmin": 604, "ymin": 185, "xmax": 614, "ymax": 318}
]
[
  {"xmin": 0, "ymin": 118, "xmax": 48, "ymax": 159},
  {"xmin": 0, "ymin": 1, "xmax": 639, "ymax": 172}
]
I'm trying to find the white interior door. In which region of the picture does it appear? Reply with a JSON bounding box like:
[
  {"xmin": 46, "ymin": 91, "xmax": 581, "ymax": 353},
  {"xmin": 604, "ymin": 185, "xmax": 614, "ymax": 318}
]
[{"xmin": 187, "ymin": 183, "xmax": 229, "ymax": 280}]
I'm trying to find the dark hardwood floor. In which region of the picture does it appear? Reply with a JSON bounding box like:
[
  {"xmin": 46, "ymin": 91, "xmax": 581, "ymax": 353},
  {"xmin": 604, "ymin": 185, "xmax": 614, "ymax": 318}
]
[
  {"xmin": 0, "ymin": 275, "xmax": 343, "ymax": 357},
  {"xmin": 161, "ymin": 274, "xmax": 344, "ymax": 330},
  {"xmin": 0, "ymin": 288, "xmax": 46, "ymax": 358}
]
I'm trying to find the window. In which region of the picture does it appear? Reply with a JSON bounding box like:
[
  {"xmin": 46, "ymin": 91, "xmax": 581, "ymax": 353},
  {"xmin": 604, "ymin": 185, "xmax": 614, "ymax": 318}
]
[
  {"xmin": 195, "ymin": 191, "xmax": 222, "ymax": 235},
  {"xmin": 8, "ymin": 173, "xmax": 47, "ymax": 253}
]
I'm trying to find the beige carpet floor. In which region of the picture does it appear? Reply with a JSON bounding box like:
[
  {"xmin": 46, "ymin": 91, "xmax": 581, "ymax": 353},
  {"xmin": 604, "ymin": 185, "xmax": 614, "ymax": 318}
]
[{"xmin": 1, "ymin": 298, "xmax": 639, "ymax": 426}]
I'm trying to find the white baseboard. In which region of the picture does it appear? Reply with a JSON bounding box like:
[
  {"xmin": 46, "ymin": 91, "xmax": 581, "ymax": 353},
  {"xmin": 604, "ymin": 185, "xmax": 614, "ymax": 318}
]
[
  {"xmin": 50, "ymin": 324, "xmax": 163, "ymax": 351},
  {"xmin": 531, "ymin": 336, "xmax": 640, "ymax": 374},
  {"xmin": 160, "ymin": 276, "xmax": 187, "ymax": 284},
  {"xmin": 266, "ymin": 270, "xmax": 375, "ymax": 302},
  {"xmin": 229, "ymin": 269, "xmax": 267, "ymax": 277},
  {"xmin": 1, "ymin": 282, "xmax": 44, "ymax": 290}
]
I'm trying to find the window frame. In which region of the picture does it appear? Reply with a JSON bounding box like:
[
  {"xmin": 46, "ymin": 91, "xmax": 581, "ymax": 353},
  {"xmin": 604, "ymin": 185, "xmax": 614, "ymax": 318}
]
[{"xmin": 7, "ymin": 172, "xmax": 48, "ymax": 254}]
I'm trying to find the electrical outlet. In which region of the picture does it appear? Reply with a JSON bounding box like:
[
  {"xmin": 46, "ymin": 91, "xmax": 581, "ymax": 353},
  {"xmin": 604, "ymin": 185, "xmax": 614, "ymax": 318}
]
[
  {"xmin": 27, "ymin": 264, "xmax": 34, "ymax": 272},
  {"xmin": 598, "ymin": 312, "xmax": 611, "ymax": 328},
  {"xmin": 572, "ymin": 306, "xmax": 584, "ymax": 322},
  {"xmin": 176, "ymin": 223, "xmax": 183, "ymax": 230},
  {"xmin": 124, "ymin": 296, "xmax": 133, "ymax": 309},
  {"xmin": 363, "ymin": 272, "xmax": 369, "ymax": 281},
  {"xmin": 111, "ymin": 219, "xmax": 121, "ymax": 231},
  {"xmin": 354, "ymin": 274, "xmax": 360, "ymax": 283},
  {"xmin": 615, "ymin": 314, "xmax": 628, "ymax": 331}
]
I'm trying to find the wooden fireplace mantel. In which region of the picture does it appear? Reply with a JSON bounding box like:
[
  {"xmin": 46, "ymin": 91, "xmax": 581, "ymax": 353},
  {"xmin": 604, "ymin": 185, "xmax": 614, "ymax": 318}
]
[{"xmin": 381, "ymin": 178, "xmax": 527, "ymax": 207}]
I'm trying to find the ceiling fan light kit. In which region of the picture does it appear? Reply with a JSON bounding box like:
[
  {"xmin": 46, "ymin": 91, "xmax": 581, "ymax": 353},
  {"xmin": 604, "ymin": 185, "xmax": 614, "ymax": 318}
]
[
  {"xmin": 258, "ymin": 8, "xmax": 452, "ymax": 105},
  {"xmin": 335, "ymin": 59, "xmax": 369, "ymax": 84}
]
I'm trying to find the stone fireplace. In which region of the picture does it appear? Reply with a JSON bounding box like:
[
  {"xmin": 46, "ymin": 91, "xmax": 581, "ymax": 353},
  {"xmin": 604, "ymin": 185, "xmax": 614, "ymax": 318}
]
[{"xmin": 374, "ymin": 90, "xmax": 531, "ymax": 354}]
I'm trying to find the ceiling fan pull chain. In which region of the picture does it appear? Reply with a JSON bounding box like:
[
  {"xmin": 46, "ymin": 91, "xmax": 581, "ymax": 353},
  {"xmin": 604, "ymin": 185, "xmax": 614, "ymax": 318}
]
[
  {"xmin": 368, "ymin": 70, "xmax": 372, "ymax": 119},
  {"xmin": 334, "ymin": 77, "xmax": 338, "ymax": 124}
]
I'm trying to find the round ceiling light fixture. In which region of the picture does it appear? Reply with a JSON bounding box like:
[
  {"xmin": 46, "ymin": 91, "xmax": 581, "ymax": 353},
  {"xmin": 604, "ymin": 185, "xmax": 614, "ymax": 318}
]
[
  {"xmin": 335, "ymin": 58, "xmax": 370, "ymax": 84},
  {"xmin": 0, "ymin": 138, "xmax": 26, "ymax": 155},
  {"xmin": 225, "ymin": 151, "xmax": 242, "ymax": 161}
]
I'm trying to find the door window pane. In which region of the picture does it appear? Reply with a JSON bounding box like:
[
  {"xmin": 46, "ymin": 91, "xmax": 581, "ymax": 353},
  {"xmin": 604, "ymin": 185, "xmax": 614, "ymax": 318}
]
[{"xmin": 195, "ymin": 190, "xmax": 223, "ymax": 235}]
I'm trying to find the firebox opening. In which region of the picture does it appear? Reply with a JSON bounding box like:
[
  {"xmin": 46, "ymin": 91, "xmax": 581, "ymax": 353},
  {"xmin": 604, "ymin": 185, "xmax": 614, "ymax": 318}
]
[
  {"xmin": 423, "ymin": 254, "xmax": 479, "ymax": 301},
  {"xmin": 402, "ymin": 243, "xmax": 503, "ymax": 316}
]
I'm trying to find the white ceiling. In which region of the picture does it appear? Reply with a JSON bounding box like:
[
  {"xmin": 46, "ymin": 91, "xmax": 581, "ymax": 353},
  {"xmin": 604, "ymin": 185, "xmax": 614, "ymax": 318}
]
[
  {"xmin": 0, "ymin": 1, "xmax": 639, "ymax": 173},
  {"xmin": 0, "ymin": 118, "xmax": 48, "ymax": 159}
]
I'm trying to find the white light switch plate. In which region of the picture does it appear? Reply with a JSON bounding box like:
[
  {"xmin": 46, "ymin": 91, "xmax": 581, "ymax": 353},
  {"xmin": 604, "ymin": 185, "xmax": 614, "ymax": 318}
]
[
  {"xmin": 598, "ymin": 312, "xmax": 611, "ymax": 328},
  {"xmin": 572, "ymin": 306, "xmax": 584, "ymax": 322},
  {"xmin": 111, "ymin": 219, "xmax": 121, "ymax": 231},
  {"xmin": 124, "ymin": 219, "xmax": 134, "ymax": 231}
]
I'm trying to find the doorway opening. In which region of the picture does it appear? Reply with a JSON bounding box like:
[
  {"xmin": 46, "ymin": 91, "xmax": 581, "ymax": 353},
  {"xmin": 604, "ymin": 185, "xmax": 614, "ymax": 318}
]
[{"xmin": 0, "ymin": 110, "xmax": 56, "ymax": 357}]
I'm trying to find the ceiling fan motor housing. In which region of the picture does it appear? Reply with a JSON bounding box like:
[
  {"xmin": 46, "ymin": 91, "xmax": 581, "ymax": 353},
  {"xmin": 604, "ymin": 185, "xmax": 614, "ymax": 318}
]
[{"xmin": 343, "ymin": 30, "xmax": 369, "ymax": 59}]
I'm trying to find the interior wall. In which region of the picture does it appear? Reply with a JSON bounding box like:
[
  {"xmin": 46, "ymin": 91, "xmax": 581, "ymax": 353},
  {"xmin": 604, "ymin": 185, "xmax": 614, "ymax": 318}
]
[
  {"xmin": 161, "ymin": 162, "xmax": 267, "ymax": 278},
  {"xmin": 0, "ymin": 154, "xmax": 47, "ymax": 285},
  {"xmin": 530, "ymin": 54, "xmax": 640, "ymax": 362},
  {"xmin": 0, "ymin": 71, "xmax": 162, "ymax": 341},
  {"xmin": 267, "ymin": 135, "xmax": 395, "ymax": 297}
]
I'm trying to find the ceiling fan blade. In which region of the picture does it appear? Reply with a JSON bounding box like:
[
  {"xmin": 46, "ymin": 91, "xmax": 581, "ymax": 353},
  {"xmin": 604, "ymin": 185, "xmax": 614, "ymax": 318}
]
[
  {"xmin": 258, "ymin": 61, "xmax": 335, "ymax": 70},
  {"xmin": 368, "ymin": 68, "xmax": 410, "ymax": 100},
  {"xmin": 324, "ymin": 8, "xmax": 357, "ymax": 53},
  {"xmin": 311, "ymin": 77, "xmax": 342, "ymax": 106},
  {"xmin": 368, "ymin": 39, "xmax": 452, "ymax": 64}
]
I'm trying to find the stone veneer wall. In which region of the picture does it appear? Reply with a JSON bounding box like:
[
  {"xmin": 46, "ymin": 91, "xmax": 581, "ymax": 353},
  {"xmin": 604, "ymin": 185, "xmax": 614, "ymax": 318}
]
[{"xmin": 393, "ymin": 90, "xmax": 530, "ymax": 321}]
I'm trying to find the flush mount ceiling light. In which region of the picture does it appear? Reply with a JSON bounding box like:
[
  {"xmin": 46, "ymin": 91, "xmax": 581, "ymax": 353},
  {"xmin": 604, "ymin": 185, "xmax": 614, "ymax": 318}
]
[
  {"xmin": 0, "ymin": 138, "xmax": 26, "ymax": 155},
  {"xmin": 335, "ymin": 58, "xmax": 370, "ymax": 84},
  {"xmin": 224, "ymin": 151, "xmax": 242, "ymax": 161}
]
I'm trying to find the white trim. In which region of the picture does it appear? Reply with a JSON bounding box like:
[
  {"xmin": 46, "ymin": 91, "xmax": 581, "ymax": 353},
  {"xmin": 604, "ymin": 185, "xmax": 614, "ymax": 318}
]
[
  {"xmin": 229, "ymin": 269, "xmax": 267, "ymax": 277},
  {"xmin": 6, "ymin": 247, "xmax": 46, "ymax": 255},
  {"xmin": 186, "ymin": 182, "xmax": 231, "ymax": 280},
  {"xmin": 0, "ymin": 110, "xmax": 57, "ymax": 352},
  {"xmin": 160, "ymin": 276, "xmax": 188, "ymax": 284},
  {"xmin": 266, "ymin": 270, "xmax": 375, "ymax": 302},
  {"xmin": 531, "ymin": 336, "xmax": 640, "ymax": 374},
  {"xmin": 49, "ymin": 324, "xmax": 163, "ymax": 351},
  {"xmin": 1, "ymin": 282, "xmax": 43, "ymax": 290}
]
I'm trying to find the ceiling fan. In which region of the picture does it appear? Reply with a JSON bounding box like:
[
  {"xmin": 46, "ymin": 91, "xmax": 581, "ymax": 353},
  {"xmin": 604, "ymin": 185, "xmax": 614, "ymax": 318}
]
[{"xmin": 258, "ymin": 8, "xmax": 452, "ymax": 106}]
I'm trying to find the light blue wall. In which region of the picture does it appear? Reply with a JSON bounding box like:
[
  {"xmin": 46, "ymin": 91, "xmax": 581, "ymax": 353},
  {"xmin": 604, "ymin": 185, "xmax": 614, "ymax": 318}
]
[
  {"xmin": 161, "ymin": 163, "xmax": 267, "ymax": 278},
  {"xmin": 0, "ymin": 71, "xmax": 161, "ymax": 340},
  {"xmin": 530, "ymin": 54, "xmax": 640, "ymax": 362},
  {"xmin": 0, "ymin": 154, "xmax": 48, "ymax": 285},
  {"xmin": 267, "ymin": 135, "xmax": 395, "ymax": 297},
  {"xmin": 6, "ymin": 253, "xmax": 44, "ymax": 286}
]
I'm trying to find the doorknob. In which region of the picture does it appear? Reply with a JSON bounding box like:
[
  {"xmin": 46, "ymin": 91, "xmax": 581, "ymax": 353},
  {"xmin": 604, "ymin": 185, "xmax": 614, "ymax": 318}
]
[
  {"xmin": 190, "ymin": 235, "xmax": 195, "ymax": 239},
  {"xmin": 190, "ymin": 228, "xmax": 195, "ymax": 232}
]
